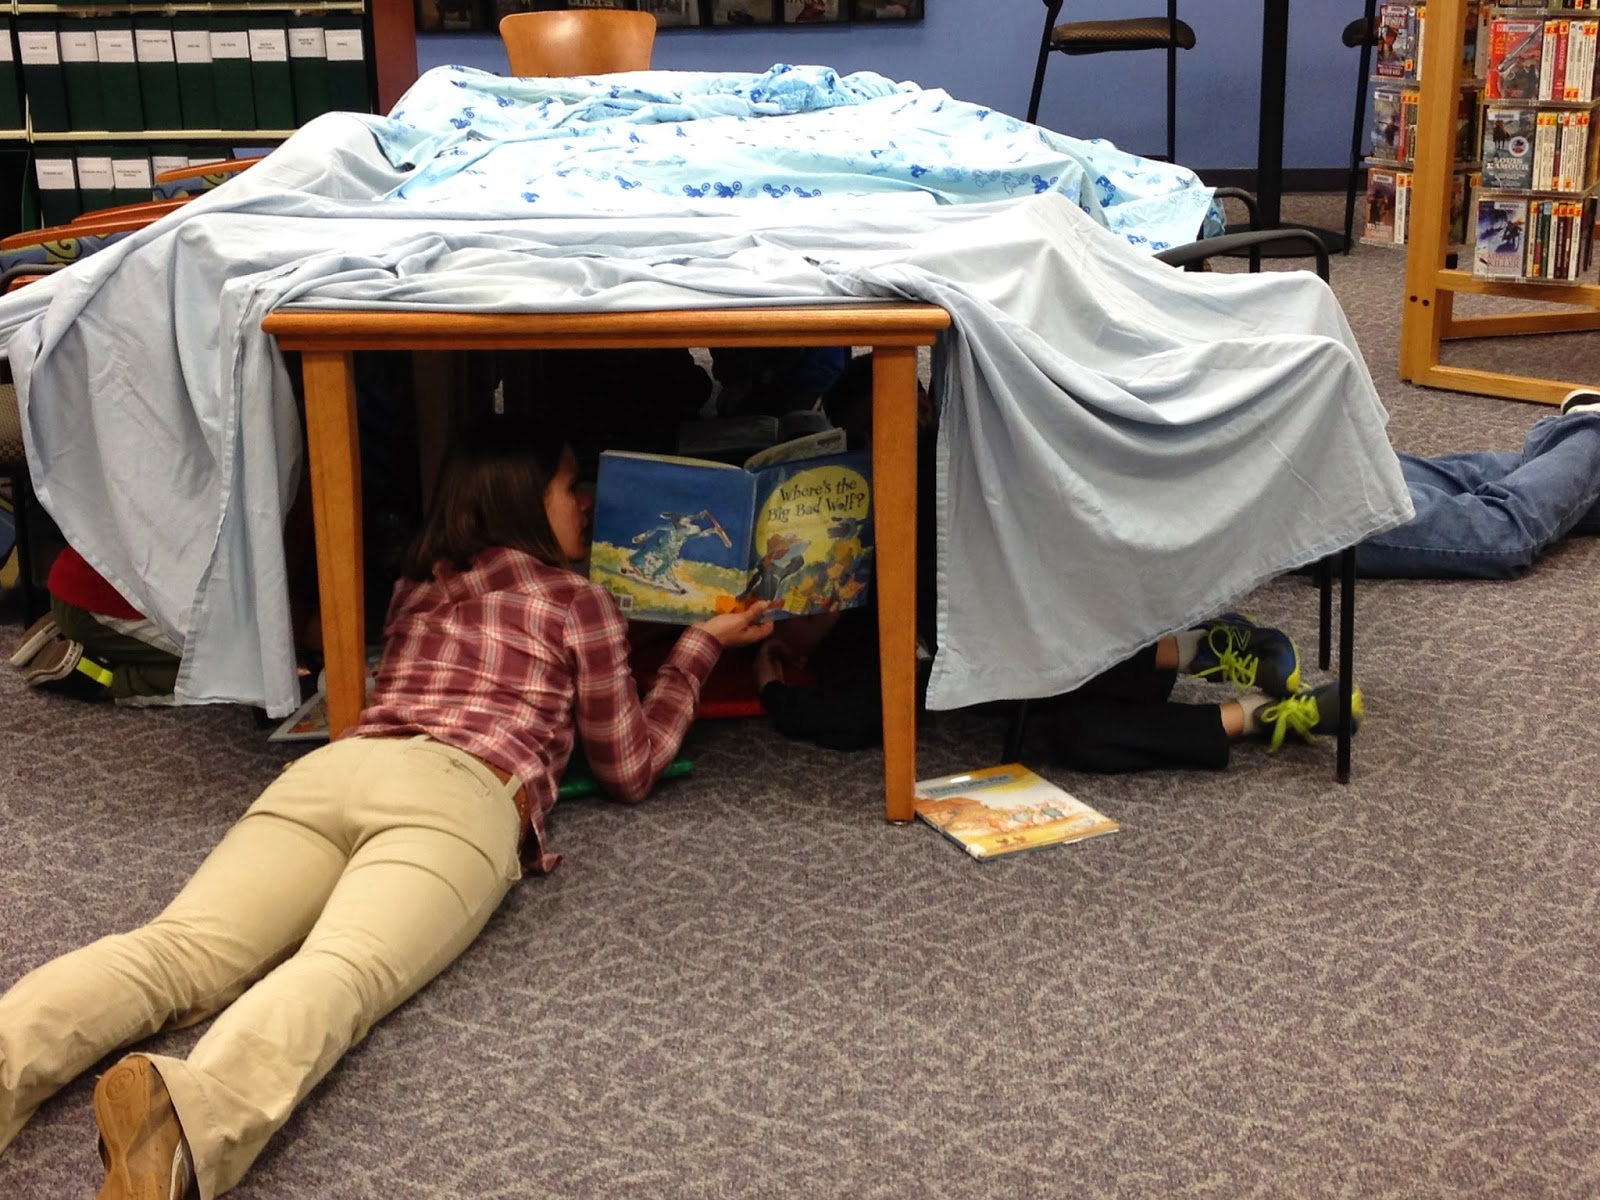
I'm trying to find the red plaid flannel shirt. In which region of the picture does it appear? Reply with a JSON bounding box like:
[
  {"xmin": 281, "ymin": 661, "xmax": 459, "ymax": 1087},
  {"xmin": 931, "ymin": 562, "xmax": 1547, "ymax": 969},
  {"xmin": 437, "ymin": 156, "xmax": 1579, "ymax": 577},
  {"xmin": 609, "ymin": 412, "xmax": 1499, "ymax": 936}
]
[{"xmin": 343, "ymin": 547, "xmax": 720, "ymax": 872}]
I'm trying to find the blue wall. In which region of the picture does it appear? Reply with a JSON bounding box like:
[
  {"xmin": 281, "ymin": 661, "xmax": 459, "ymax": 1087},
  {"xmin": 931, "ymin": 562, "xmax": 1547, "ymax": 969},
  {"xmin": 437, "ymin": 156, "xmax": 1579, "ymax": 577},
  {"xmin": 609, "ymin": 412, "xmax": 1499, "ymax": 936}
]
[{"xmin": 418, "ymin": 2, "xmax": 1362, "ymax": 172}]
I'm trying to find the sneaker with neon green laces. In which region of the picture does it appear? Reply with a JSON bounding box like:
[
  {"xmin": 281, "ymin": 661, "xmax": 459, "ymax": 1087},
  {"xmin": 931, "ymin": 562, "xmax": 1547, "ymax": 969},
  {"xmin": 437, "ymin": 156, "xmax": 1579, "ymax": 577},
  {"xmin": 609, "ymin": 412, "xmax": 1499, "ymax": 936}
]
[
  {"xmin": 1188, "ymin": 612, "xmax": 1302, "ymax": 698},
  {"xmin": 1258, "ymin": 681, "xmax": 1363, "ymax": 752}
]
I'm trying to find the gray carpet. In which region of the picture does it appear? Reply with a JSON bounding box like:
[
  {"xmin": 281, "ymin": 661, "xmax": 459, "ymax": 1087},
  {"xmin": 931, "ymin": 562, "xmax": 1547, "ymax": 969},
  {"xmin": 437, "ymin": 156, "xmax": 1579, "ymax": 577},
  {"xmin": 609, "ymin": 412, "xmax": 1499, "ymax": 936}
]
[{"xmin": 3, "ymin": 194, "xmax": 1598, "ymax": 1199}]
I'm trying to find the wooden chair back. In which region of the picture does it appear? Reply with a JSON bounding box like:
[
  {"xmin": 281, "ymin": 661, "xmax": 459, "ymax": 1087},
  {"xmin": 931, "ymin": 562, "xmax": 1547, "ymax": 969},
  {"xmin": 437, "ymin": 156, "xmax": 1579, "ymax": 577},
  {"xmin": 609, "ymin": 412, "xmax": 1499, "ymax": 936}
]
[{"xmin": 498, "ymin": 9, "xmax": 657, "ymax": 78}]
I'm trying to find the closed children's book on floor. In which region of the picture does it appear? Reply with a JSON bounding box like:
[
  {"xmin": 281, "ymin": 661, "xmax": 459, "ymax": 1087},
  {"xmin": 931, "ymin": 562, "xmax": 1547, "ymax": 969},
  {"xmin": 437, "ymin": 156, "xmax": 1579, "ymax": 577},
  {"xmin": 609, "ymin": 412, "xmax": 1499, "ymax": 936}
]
[
  {"xmin": 913, "ymin": 764, "xmax": 1119, "ymax": 861},
  {"xmin": 588, "ymin": 430, "xmax": 873, "ymax": 623}
]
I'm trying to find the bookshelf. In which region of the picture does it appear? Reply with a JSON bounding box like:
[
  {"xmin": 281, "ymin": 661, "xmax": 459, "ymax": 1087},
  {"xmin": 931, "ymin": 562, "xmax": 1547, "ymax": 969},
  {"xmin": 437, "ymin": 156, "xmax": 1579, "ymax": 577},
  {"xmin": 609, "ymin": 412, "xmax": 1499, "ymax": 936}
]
[
  {"xmin": 1400, "ymin": 0, "xmax": 1600, "ymax": 405},
  {"xmin": 0, "ymin": 0, "xmax": 417, "ymax": 231}
]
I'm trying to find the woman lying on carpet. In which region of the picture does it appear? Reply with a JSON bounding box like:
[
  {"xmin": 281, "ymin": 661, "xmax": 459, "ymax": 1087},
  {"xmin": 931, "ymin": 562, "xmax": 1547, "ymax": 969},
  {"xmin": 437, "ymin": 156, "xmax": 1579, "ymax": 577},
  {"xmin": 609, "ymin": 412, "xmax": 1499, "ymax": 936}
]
[{"xmin": 0, "ymin": 408, "xmax": 772, "ymax": 1200}]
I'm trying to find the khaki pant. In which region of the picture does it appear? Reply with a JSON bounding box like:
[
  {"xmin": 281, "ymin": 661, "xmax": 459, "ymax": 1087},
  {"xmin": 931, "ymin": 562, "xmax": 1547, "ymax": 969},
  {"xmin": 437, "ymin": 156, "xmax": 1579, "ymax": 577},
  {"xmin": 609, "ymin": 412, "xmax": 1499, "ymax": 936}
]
[{"xmin": 0, "ymin": 736, "xmax": 522, "ymax": 1199}]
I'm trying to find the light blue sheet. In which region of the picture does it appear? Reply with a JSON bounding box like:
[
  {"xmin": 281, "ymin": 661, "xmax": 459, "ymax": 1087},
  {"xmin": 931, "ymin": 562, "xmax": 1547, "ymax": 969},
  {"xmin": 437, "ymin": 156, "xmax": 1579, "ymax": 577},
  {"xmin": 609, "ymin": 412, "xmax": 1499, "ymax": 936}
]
[{"xmin": 0, "ymin": 68, "xmax": 1411, "ymax": 718}]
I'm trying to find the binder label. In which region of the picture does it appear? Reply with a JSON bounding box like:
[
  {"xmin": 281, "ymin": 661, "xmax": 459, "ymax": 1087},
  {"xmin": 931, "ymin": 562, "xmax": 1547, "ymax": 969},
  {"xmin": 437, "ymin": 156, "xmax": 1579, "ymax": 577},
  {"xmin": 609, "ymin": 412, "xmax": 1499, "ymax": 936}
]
[
  {"xmin": 113, "ymin": 158, "xmax": 153, "ymax": 190},
  {"xmin": 326, "ymin": 29, "xmax": 364, "ymax": 62},
  {"xmin": 59, "ymin": 30, "xmax": 97, "ymax": 63},
  {"xmin": 249, "ymin": 29, "xmax": 289, "ymax": 63},
  {"xmin": 174, "ymin": 30, "xmax": 212, "ymax": 64},
  {"xmin": 210, "ymin": 31, "xmax": 250, "ymax": 60},
  {"xmin": 135, "ymin": 29, "xmax": 176, "ymax": 63},
  {"xmin": 0, "ymin": 33, "xmax": 13, "ymax": 64},
  {"xmin": 76, "ymin": 156, "xmax": 114, "ymax": 190},
  {"xmin": 35, "ymin": 158, "xmax": 75, "ymax": 190},
  {"xmin": 96, "ymin": 31, "xmax": 137, "ymax": 64},
  {"xmin": 18, "ymin": 32, "xmax": 60, "ymax": 66},
  {"xmin": 289, "ymin": 28, "xmax": 328, "ymax": 58}
]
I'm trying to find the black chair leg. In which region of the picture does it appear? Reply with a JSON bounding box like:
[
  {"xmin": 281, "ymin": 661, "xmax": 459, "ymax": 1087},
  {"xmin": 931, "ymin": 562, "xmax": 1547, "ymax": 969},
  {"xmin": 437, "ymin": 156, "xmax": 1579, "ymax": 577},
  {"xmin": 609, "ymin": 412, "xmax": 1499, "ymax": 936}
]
[
  {"xmin": 1165, "ymin": 0, "xmax": 1179, "ymax": 163},
  {"xmin": 1343, "ymin": 0, "xmax": 1379, "ymax": 253},
  {"xmin": 11, "ymin": 471, "xmax": 44, "ymax": 626},
  {"xmin": 1336, "ymin": 544, "xmax": 1356, "ymax": 783},
  {"xmin": 1002, "ymin": 700, "xmax": 1031, "ymax": 763},
  {"xmin": 1316, "ymin": 554, "xmax": 1332, "ymax": 670}
]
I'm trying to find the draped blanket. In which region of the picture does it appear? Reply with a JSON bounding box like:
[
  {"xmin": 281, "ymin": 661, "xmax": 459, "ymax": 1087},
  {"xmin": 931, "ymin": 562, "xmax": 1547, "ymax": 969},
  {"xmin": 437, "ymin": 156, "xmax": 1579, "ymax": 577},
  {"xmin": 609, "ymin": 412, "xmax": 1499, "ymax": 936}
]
[{"xmin": 0, "ymin": 65, "xmax": 1411, "ymax": 717}]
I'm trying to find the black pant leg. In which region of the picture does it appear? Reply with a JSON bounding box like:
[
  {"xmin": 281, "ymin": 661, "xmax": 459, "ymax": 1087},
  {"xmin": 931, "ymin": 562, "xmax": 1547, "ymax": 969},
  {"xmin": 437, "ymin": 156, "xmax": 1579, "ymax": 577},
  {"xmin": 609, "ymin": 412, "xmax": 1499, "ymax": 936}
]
[{"xmin": 1049, "ymin": 696, "xmax": 1231, "ymax": 774}]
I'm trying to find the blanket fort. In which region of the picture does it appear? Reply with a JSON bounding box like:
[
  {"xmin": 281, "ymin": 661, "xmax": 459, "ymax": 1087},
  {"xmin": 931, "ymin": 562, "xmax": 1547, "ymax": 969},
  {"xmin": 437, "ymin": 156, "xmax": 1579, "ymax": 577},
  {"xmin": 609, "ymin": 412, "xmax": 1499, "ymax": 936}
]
[{"xmin": 0, "ymin": 64, "xmax": 1412, "ymax": 718}]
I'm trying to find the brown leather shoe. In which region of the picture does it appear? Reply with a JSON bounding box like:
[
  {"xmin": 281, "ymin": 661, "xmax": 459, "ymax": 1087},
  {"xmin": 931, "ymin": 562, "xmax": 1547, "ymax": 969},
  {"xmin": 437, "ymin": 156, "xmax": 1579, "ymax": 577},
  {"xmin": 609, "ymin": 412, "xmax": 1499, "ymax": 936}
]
[{"xmin": 92, "ymin": 1056, "xmax": 195, "ymax": 1200}]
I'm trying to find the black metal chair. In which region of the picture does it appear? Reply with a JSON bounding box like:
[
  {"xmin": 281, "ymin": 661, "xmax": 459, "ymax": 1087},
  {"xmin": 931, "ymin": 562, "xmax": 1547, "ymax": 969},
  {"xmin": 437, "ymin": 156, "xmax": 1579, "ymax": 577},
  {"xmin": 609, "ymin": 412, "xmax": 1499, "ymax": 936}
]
[
  {"xmin": 1026, "ymin": 0, "xmax": 1196, "ymax": 164},
  {"xmin": 1342, "ymin": 0, "xmax": 1381, "ymax": 254}
]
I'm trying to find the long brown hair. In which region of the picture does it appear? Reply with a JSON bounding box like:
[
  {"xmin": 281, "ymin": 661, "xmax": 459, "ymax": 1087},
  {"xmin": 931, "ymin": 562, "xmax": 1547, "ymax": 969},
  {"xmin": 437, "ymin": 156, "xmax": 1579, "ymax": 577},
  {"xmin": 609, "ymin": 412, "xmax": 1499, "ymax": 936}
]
[{"xmin": 402, "ymin": 410, "xmax": 570, "ymax": 579}]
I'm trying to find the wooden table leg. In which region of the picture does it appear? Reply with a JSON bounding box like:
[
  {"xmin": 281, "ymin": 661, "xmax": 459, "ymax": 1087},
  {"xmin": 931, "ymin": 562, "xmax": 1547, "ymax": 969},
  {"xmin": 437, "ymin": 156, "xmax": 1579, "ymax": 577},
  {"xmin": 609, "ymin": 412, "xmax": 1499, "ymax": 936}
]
[
  {"xmin": 873, "ymin": 346, "xmax": 919, "ymax": 823},
  {"xmin": 301, "ymin": 350, "xmax": 367, "ymax": 738}
]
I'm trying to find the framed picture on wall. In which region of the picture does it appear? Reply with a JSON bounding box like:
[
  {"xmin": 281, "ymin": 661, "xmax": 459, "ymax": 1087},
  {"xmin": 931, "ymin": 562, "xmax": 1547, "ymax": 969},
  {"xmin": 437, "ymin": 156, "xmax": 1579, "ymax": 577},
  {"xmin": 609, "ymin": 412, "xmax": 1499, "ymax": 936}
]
[
  {"xmin": 851, "ymin": 0, "xmax": 922, "ymax": 19},
  {"xmin": 639, "ymin": 0, "xmax": 701, "ymax": 24},
  {"xmin": 784, "ymin": 0, "xmax": 845, "ymax": 22},
  {"xmin": 710, "ymin": 0, "xmax": 778, "ymax": 26}
]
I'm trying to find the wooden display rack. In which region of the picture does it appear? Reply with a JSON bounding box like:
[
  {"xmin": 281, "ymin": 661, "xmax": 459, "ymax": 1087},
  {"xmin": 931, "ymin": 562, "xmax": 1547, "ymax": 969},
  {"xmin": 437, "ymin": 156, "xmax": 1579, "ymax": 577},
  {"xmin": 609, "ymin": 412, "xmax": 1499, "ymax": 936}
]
[{"xmin": 1400, "ymin": 0, "xmax": 1600, "ymax": 405}]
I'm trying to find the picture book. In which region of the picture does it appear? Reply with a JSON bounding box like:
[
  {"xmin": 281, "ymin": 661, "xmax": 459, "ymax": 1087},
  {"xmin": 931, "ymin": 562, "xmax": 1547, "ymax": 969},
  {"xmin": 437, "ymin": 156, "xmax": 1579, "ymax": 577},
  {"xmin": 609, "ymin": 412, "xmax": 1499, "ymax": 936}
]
[
  {"xmin": 588, "ymin": 430, "xmax": 873, "ymax": 624},
  {"xmin": 914, "ymin": 764, "xmax": 1119, "ymax": 861},
  {"xmin": 1475, "ymin": 196, "xmax": 1529, "ymax": 278},
  {"xmin": 269, "ymin": 656, "xmax": 380, "ymax": 743},
  {"xmin": 1480, "ymin": 104, "xmax": 1536, "ymax": 189}
]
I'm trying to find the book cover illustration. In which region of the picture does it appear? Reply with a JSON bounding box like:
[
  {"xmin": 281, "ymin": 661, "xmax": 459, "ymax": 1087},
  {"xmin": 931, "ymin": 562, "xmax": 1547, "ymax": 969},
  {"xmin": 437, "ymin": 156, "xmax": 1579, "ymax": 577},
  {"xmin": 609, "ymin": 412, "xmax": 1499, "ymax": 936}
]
[
  {"xmin": 1368, "ymin": 85, "xmax": 1403, "ymax": 160},
  {"xmin": 589, "ymin": 438, "xmax": 873, "ymax": 624},
  {"xmin": 1480, "ymin": 105, "xmax": 1536, "ymax": 189},
  {"xmin": 1365, "ymin": 167, "xmax": 1398, "ymax": 243},
  {"xmin": 913, "ymin": 764, "xmax": 1119, "ymax": 861},
  {"xmin": 1488, "ymin": 18, "xmax": 1545, "ymax": 99},
  {"xmin": 1475, "ymin": 196, "xmax": 1529, "ymax": 278},
  {"xmin": 1374, "ymin": 3, "xmax": 1419, "ymax": 78},
  {"xmin": 784, "ymin": 0, "xmax": 843, "ymax": 21}
]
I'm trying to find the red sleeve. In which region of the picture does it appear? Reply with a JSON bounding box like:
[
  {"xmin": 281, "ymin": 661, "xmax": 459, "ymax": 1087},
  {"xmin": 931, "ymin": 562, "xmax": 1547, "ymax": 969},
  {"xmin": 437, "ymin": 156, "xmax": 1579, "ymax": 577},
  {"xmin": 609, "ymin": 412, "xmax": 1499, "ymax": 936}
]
[{"xmin": 566, "ymin": 585, "xmax": 721, "ymax": 803}]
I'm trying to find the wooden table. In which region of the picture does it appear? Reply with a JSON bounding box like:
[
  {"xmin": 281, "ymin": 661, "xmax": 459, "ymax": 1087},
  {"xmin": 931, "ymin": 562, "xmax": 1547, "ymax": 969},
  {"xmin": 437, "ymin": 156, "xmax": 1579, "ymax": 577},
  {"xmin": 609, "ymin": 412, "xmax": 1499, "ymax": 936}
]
[{"xmin": 262, "ymin": 303, "xmax": 951, "ymax": 823}]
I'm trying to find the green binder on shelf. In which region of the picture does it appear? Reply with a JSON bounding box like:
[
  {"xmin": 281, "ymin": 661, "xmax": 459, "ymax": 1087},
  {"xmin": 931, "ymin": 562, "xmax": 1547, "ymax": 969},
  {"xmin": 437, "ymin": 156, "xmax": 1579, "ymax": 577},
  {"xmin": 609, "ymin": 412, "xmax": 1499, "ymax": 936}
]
[
  {"xmin": 17, "ymin": 19, "xmax": 69, "ymax": 135},
  {"xmin": 209, "ymin": 15, "xmax": 255, "ymax": 132},
  {"xmin": 171, "ymin": 15, "xmax": 216, "ymax": 131},
  {"xmin": 0, "ymin": 20, "xmax": 26, "ymax": 133},
  {"xmin": 110, "ymin": 143, "xmax": 151, "ymax": 206},
  {"xmin": 94, "ymin": 18, "xmax": 144, "ymax": 134},
  {"xmin": 58, "ymin": 19, "xmax": 105, "ymax": 133},
  {"xmin": 247, "ymin": 14, "xmax": 292, "ymax": 132},
  {"xmin": 33, "ymin": 147, "xmax": 77, "ymax": 225},
  {"xmin": 133, "ymin": 16, "xmax": 181, "ymax": 134},
  {"xmin": 74, "ymin": 146, "xmax": 115, "ymax": 213},
  {"xmin": 287, "ymin": 18, "xmax": 331, "ymax": 127},
  {"xmin": 324, "ymin": 13, "xmax": 368, "ymax": 114}
]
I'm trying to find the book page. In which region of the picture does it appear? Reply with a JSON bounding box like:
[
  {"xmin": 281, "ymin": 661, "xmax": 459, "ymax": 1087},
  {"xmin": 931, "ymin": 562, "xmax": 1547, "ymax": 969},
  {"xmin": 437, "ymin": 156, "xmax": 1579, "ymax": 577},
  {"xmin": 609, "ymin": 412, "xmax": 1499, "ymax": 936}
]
[
  {"xmin": 589, "ymin": 451, "xmax": 757, "ymax": 623},
  {"xmin": 741, "ymin": 427, "xmax": 847, "ymax": 470}
]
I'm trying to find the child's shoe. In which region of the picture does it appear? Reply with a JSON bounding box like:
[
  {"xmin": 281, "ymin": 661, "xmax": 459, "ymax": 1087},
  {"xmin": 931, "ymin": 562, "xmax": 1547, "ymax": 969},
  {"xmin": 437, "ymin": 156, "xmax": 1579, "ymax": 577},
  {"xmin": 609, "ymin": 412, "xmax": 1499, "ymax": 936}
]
[
  {"xmin": 92, "ymin": 1055, "xmax": 196, "ymax": 1200},
  {"xmin": 8, "ymin": 613, "xmax": 58, "ymax": 667},
  {"xmin": 1188, "ymin": 612, "xmax": 1302, "ymax": 697},
  {"xmin": 1258, "ymin": 681, "xmax": 1363, "ymax": 752},
  {"xmin": 21, "ymin": 635, "xmax": 114, "ymax": 701},
  {"xmin": 1560, "ymin": 388, "xmax": 1600, "ymax": 415}
]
